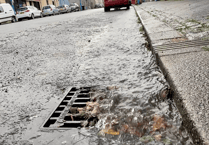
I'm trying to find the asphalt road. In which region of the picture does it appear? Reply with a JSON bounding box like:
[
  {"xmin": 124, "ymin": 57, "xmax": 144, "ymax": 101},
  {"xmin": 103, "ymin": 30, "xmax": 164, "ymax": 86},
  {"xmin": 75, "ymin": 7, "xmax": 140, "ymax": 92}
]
[
  {"xmin": 0, "ymin": 9, "xmax": 101, "ymax": 37},
  {"xmin": 0, "ymin": 7, "xmax": 190, "ymax": 144}
]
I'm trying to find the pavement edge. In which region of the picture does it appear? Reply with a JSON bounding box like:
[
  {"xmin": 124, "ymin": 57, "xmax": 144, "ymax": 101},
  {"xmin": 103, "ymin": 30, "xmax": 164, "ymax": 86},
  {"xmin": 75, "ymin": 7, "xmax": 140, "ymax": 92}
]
[{"xmin": 133, "ymin": 5, "xmax": 205, "ymax": 145}]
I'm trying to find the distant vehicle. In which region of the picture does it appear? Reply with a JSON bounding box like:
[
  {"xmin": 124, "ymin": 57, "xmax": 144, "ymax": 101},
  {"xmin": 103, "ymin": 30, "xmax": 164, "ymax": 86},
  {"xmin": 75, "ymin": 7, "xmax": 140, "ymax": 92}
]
[
  {"xmin": 0, "ymin": 3, "xmax": 16, "ymax": 24},
  {"xmin": 42, "ymin": 5, "xmax": 60, "ymax": 16},
  {"xmin": 16, "ymin": 6, "xmax": 42, "ymax": 21},
  {"xmin": 57, "ymin": 4, "xmax": 71, "ymax": 13},
  {"xmin": 69, "ymin": 3, "xmax": 79, "ymax": 12},
  {"xmin": 104, "ymin": 0, "xmax": 130, "ymax": 12},
  {"xmin": 95, "ymin": 4, "xmax": 104, "ymax": 8}
]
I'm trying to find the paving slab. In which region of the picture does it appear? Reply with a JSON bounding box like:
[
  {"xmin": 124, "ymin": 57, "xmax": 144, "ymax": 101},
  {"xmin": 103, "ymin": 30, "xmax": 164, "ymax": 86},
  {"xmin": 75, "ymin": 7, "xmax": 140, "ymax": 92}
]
[
  {"xmin": 135, "ymin": 6, "xmax": 183, "ymax": 45},
  {"xmin": 145, "ymin": 21, "xmax": 173, "ymax": 34},
  {"xmin": 134, "ymin": 3, "xmax": 209, "ymax": 144},
  {"xmin": 149, "ymin": 30, "xmax": 182, "ymax": 42}
]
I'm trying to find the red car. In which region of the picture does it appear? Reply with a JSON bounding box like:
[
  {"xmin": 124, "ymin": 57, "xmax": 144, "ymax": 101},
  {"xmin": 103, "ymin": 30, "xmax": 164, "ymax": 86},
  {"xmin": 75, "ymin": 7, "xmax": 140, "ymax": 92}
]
[{"xmin": 104, "ymin": 0, "xmax": 130, "ymax": 12}]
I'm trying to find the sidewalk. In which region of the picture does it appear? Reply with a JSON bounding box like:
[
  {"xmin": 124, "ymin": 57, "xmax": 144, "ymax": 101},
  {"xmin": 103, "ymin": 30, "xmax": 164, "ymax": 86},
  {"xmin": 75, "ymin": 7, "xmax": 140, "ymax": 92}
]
[{"xmin": 134, "ymin": 1, "xmax": 209, "ymax": 144}]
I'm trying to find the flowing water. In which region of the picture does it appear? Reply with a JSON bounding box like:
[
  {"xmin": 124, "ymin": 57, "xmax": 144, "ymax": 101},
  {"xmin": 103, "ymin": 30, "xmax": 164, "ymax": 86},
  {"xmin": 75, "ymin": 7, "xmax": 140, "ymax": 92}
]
[{"xmin": 0, "ymin": 8, "xmax": 192, "ymax": 144}]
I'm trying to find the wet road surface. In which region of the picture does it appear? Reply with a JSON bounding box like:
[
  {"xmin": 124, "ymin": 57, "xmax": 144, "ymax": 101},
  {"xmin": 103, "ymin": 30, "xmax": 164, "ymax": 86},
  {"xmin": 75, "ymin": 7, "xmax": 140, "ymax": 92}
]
[{"xmin": 0, "ymin": 7, "xmax": 192, "ymax": 144}]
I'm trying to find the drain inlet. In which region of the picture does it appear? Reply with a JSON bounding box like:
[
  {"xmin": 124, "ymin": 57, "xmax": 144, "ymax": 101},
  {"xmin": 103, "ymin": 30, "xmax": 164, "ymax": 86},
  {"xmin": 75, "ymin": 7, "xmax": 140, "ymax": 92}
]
[{"xmin": 41, "ymin": 87, "xmax": 98, "ymax": 129}]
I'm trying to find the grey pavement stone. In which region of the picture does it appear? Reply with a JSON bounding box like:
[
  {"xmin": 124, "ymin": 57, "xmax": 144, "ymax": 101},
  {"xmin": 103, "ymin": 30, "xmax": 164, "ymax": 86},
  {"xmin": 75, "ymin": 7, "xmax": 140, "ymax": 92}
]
[
  {"xmin": 149, "ymin": 30, "xmax": 182, "ymax": 42},
  {"xmin": 135, "ymin": 6, "xmax": 183, "ymax": 44},
  {"xmin": 144, "ymin": 21, "xmax": 173, "ymax": 34}
]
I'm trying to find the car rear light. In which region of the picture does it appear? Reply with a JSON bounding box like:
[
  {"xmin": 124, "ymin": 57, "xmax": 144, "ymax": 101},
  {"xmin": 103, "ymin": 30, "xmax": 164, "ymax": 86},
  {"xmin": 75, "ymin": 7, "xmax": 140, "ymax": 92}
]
[
  {"xmin": 16, "ymin": 11, "xmax": 18, "ymax": 14},
  {"xmin": 51, "ymin": 8, "xmax": 52, "ymax": 11},
  {"xmin": 25, "ymin": 10, "xmax": 30, "ymax": 12}
]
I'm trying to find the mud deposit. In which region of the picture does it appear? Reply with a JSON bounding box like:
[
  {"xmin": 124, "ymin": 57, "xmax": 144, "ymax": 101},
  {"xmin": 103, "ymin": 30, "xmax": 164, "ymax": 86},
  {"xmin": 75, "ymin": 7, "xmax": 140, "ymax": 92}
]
[{"xmin": 0, "ymin": 8, "xmax": 191, "ymax": 144}]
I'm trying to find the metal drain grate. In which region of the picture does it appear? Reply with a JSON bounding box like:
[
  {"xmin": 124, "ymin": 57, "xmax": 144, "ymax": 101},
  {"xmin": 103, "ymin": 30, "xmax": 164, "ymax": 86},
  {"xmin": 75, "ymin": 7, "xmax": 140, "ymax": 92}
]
[
  {"xmin": 40, "ymin": 87, "xmax": 97, "ymax": 129},
  {"xmin": 154, "ymin": 38, "xmax": 209, "ymax": 52}
]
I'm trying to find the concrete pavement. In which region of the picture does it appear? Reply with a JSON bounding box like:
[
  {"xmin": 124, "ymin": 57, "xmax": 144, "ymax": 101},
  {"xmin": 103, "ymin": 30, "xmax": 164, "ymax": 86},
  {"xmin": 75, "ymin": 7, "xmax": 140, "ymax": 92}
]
[{"xmin": 134, "ymin": 1, "xmax": 209, "ymax": 144}]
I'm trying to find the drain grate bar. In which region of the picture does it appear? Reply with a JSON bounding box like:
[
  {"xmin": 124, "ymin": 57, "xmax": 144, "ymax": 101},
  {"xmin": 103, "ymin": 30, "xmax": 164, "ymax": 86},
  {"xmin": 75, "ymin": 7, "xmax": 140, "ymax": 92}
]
[
  {"xmin": 155, "ymin": 38, "xmax": 209, "ymax": 48},
  {"xmin": 156, "ymin": 41, "xmax": 209, "ymax": 49},
  {"xmin": 155, "ymin": 42, "xmax": 209, "ymax": 51},
  {"xmin": 41, "ymin": 87, "xmax": 94, "ymax": 129},
  {"xmin": 64, "ymin": 121, "xmax": 82, "ymax": 123},
  {"xmin": 73, "ymin": 102, "xmax": 87, "ymax": 104},
  {"xmin": 54, "ymin": 111, "xmax": 62, "ymax": 113},
  {"xmin": 154, "ymin": 39, "xmax": 209, "ymax": 52},
  {"xmin": 50, "ymin": 117, "xmax": 59, "ymax": 120}
]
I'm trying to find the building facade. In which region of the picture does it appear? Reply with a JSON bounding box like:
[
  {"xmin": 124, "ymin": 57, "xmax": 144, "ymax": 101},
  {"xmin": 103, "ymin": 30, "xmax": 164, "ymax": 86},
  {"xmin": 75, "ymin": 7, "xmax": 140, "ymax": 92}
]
[{"xmin": 59, "ymin": 0, "xmax": 69, "ymax": 5}]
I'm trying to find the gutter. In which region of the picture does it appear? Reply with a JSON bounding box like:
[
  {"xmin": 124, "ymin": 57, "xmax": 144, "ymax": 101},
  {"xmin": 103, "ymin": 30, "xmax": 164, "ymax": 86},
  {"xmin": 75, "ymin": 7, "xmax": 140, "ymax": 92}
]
[{"xmin": 133, "ymin": 5, "xmax": 204, "ymax": 145}]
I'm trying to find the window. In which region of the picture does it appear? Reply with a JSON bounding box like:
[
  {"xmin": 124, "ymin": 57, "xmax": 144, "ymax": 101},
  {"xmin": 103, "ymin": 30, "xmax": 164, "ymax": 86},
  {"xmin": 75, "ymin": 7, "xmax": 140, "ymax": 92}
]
[
  {"xmin": 17, "ymin": 7, "xmax": 28, "ymax": 11},
  {"xmin": 52, "ymin": 1, "xmax": 54, "ymax": 5},
  {"xmin": 0, "ymin": 6, "xmax": 4, "ymax": 13}
]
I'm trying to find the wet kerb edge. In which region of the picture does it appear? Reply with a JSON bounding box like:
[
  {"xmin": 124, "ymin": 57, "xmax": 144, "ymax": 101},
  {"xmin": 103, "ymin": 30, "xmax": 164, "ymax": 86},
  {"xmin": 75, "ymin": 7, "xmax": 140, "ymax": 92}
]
[
  {"xmin": 133, "ymin": 5, "xmax": 204, "ymax": 145},
  {"xmin": 156, "ymin": 53, "xmax": 204, "ymax": 145},
  {"xmin": 133, "ymin": 6, "xmax": 155, "ymax": 55}
]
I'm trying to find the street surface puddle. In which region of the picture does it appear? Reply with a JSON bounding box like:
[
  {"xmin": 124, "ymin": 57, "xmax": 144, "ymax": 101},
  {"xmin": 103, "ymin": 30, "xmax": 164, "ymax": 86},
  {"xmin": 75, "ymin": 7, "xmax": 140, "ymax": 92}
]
[{"xmin": 43, "ymin": 86, "xmax": 192, "ymax": 144}]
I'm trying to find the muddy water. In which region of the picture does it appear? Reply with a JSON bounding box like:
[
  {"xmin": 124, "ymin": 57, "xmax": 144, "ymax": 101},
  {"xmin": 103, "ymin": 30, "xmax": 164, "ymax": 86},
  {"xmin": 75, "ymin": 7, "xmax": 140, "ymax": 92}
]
[{"xmin": 0, "ymin": 8, "xmax": 191, "ymax": 144}]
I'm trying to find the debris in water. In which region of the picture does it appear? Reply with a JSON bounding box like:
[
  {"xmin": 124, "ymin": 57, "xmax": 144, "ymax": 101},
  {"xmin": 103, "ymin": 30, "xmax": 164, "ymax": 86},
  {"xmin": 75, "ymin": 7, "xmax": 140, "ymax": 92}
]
[
  {"xmin": 100, "ymin": 128, "xmax": 120, "ymax": 136},
  {"xmin": 121, "ymin": 124, "xmax": 129, "ymax": 133},
  {"xmin": 153, "ymin": 115, "xmax": 167, "ymax": 131},
  {"xmin": 81, "ymin": 120, "xmax": 88, "ymax": 127},
  {"xmin": 107, "ymin": 86, "xmax": 119, "ymax": 90},
  {"xmin": 69, "ymin": 107, "xmax": 78, "ymax": 114},
  {"xmin": 154, "ymin": 134, "xmax": 162, "ymax": 141},
  {"xmin": 160, "ymin": 89, "xmax": 169, "ymax": 99},
  {"xmin": 77, "ymin": 108, "xmax": 84, "ymax": 113}
]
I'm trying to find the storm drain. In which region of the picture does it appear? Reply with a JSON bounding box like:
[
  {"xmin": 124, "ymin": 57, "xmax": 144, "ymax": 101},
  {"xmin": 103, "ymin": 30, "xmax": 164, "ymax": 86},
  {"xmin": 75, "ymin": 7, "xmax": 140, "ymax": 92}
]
[
  {"xmin": 41, "ymin": 87, "xmax": 98, "ymax": 129},
  {"xmin": 154, "ymin": 38, "xmax": 209, "ymax": 52}
]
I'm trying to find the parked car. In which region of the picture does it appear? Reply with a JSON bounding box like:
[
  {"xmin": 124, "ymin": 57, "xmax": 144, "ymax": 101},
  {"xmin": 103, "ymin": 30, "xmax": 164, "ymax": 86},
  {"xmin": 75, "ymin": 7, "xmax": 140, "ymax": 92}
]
[
  {"xmin": 16, "ymin": 6, "xmax": 42, "ymax": 21},
  {"xmin": 104, "ymin": 0, "xmax": 129, "ymax": 12},
  {"xmin": 0, "ymin": 3, "xmax": 16, "ymax": 25},
  {"xmin": 57, "ymin": 4, "xmax": 71, "ymax": 13},
  {"xmin": 69, "ymin": 3, "xmax": 79, "ymax": 12},
  {"xmin": 95, "ymin": 4, "xmax": 104, "ymax": 8},
  {"xmin": 42, "ymin": 5, "xmax": 60, "ymax": 16}
]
